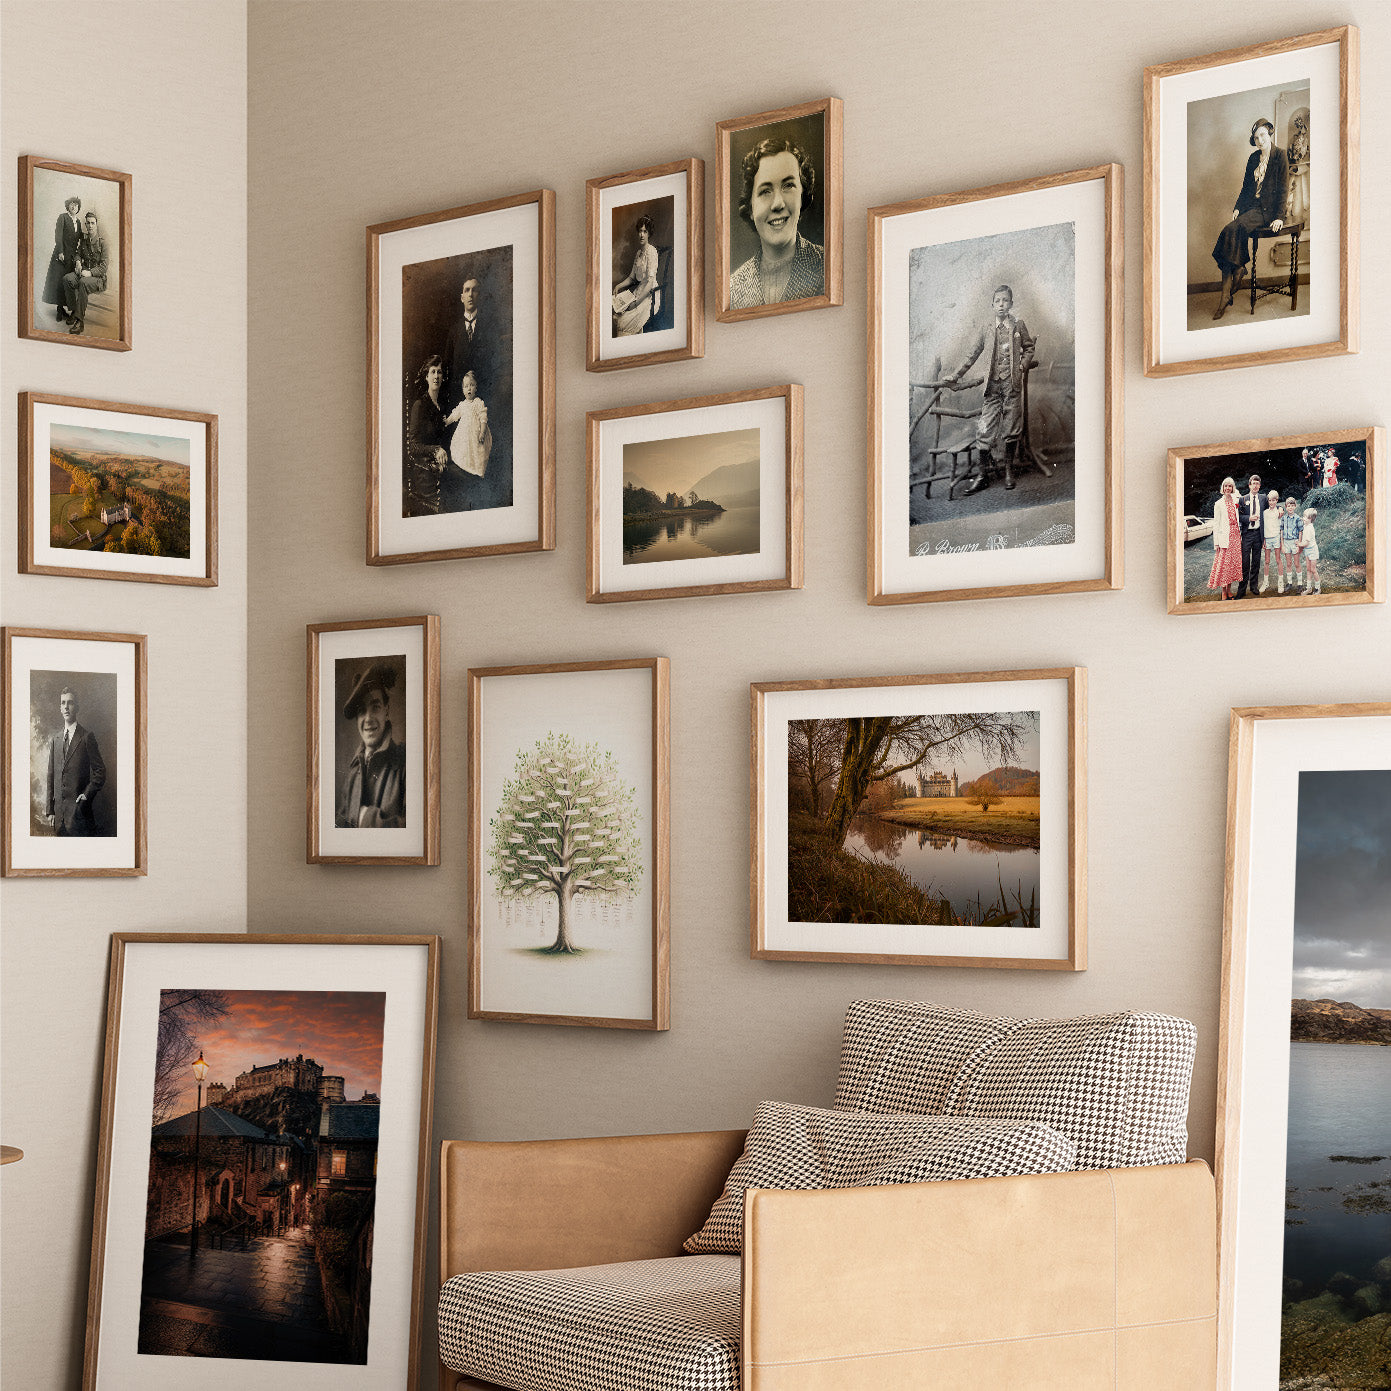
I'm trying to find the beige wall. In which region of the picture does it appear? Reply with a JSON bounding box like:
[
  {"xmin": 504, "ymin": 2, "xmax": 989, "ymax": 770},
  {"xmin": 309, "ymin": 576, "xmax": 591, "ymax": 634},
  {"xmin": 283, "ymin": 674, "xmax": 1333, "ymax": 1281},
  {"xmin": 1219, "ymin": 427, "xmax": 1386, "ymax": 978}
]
[{"xmin": 0, "ymin": 4, "xmax": 247, "ymax": 1388}]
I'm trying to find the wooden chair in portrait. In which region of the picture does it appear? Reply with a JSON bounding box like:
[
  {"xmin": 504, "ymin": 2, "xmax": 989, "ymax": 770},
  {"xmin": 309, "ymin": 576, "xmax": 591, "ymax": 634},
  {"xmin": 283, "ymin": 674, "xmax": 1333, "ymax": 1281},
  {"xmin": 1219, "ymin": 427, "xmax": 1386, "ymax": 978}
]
[
  {"xmin": 644, "ymin": 245, "xmax": 674, "ymax": 333},
  {"xmin": 1247, "ymin": 98, "xmax": 1310, "ymax": 316}
]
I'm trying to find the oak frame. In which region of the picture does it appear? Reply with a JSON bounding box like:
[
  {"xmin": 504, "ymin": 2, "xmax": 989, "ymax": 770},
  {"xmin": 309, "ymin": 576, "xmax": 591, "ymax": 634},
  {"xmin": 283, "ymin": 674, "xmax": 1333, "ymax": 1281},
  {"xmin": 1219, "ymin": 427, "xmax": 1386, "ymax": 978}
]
[
  {"xmin": 366, "ymin": 188, "xmax": 556, "ymax": 565},
  {"xmin": 1167, "ymin": 425, "xmax": 1383, "ymax": 615},
  {"xmin": 750, "ymin": 667, "xmax": 1087, "ymax": 970},
  {"xmin": 867, "ymin": 163, "xmax": 1124, "ymax": 606},
  {"xmin": 18, "ymin": 154, "xmax": 132, "ymax": 351},
  {"xmin": 467, "ymin": 657, "xmax": 670, "ymax": 1031},
  {"xmin": 1142, "ymin": 26, "xmax": 1360, "ymax": 378},
  {"xmin": 306, "ymin": 614, "xmax": 441, "ymax": 866},
  {"xmin": 585, "ymin": 383, "xmax": 804, "ymax": 604},
  {"xmin": 2, "ymin": 625, "xmax": 147, "ymax": 877},
  {"xmin": 714, "ymin": 96, "xmax": 844, "ymax": 322},
  {"xmin": 585, "ymin": 157, "xmax": 705, "ymax": 372}
]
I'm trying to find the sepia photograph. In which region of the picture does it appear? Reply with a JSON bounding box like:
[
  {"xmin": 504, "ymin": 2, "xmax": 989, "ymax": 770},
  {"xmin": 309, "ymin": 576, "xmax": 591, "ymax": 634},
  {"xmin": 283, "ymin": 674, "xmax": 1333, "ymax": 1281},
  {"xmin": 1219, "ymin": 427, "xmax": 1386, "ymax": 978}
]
[
  {"xmin": 334, "ymin": 653, "xmax": 407, "ymax": 829},
  {"xmin": 609, "ymin": 196, "xmax": 674, "ymax": 338},
  {"xmin": 29, "ymin": 667, "xmax": 117, "ymax": 839}
]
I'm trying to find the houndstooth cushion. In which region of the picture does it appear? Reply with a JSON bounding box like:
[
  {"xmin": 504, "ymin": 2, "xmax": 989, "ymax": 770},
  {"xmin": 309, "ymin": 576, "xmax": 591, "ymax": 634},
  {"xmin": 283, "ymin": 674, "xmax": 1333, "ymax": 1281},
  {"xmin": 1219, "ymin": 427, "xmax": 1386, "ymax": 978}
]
[
  {"xmin": 438, "ymin": 1253, "xmax": 740, "ymax": 1391},
  {"xmin": 684, "ymin": 1101, "xmax": 1076, "ymax": 1254}
]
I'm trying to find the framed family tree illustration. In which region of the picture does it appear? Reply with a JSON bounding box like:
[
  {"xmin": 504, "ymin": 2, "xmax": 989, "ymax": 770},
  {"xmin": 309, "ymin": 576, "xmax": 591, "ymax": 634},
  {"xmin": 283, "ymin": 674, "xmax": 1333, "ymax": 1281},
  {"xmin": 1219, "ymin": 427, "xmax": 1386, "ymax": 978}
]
[
  {"xmin": 751, "ymin": 668, "xmax": 1086, "ymax": 970},
  {"xmin": 868, "ymin": 165, "xmax": 1123, "ymax": 605},
  {"xmin": 3, "ymin": 626, "xmax": 146, "ymax": 877},
  {"xmin": 469, "ymin": 657, "xmax": 669, "ymax": 1029},
  {"xmin": 1144, "ymin": 26, "xmax": 1359, "ymax": 376},
  {"xmin": 367, "ymin": 189, "xmax": 555, "ymax": 564},
  {"xmin": 586, "ymin": 384, "xmax": 803, "ymax": 603},
  {"xmin": 83, "ymin": 932, "xmax": 439, "ymax": 1390}
]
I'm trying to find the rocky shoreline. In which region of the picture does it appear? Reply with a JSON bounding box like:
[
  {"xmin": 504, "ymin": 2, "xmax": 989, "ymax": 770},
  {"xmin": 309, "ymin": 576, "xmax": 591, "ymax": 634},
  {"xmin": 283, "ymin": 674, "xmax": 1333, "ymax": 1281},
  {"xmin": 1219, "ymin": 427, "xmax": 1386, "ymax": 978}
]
[
  {"xmin": 1292, "ymin": 998, "xmax": 1391, "ymax": 1046},
  {"xmin": 1280, "ymin": 1256, "xmax": 1391, "ymax": 1389}
]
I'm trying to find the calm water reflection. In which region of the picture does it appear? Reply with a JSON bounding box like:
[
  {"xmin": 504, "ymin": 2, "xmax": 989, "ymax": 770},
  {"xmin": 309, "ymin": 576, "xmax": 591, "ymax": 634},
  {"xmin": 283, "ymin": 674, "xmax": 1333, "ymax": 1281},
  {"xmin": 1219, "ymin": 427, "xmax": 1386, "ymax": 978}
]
[{"xmin": 623, "ymin": 504, "xmax": 760, "ymax": 564}]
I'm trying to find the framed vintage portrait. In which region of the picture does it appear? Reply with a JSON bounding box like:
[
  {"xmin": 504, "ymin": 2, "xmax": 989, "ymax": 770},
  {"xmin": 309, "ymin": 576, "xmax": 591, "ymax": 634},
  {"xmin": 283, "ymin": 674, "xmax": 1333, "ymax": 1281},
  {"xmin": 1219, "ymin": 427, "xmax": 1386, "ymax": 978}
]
[
  {"xmin": 83, "ymin": 932, "xmax": 440, "ymax": 1390},
  {"xmin": 306, "ymin": 616, "xmax": 440, "ymax": 866},
  {"xmin": 1216, "ymin": 704, "xmax": 1390, "ymax": 1388},
  {"xmin": 1143, "ymin": 27, "xmax": 1359, "ymax": 377},
  {"xmin": 469, "ymin": 658, "xmax": 669, "ymax": 1030},
  {"xmin": 751, "ymin": 668, "xmax": 1086, "ymax": 970},
  {"xmin": 2, "ymin": 626, "xmax": 146, "ymax": 877},
  {"xmin": 869, "ymin": 164, "xmax": 1123, "ymax": 606},
  {"xmin": 586, "ymin": 384, "xmax": 803, "ymax": 603},
  {"xmin": 715, "ymin": 97, "xmax": 843, "ymax": 322},
  {"xmin": 1168, "ymin": 426, "xmax": 1382, "ymax": 614},
  {"xmin": 19, "ymin": 391, "xmax": 218, "ymax": 587},
  {"xmin": 18, "ymin": 154, "xmax": 131, "ymax": 350},
  {"xmin": 586, "ymin": 157, "xmax": 704, "ymax": 372},
  {"xmin": 367, "ymin": 189, "xmax": 555, "ymax": 564}
]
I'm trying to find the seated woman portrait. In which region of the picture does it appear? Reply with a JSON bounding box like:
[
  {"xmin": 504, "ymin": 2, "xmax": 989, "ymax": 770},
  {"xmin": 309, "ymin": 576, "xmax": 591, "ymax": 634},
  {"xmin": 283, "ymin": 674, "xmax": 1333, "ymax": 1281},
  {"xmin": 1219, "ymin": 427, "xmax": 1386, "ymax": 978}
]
[
  {"xmin": 1208, "ymin": 117, "xmax": 1289, "ymax": 320},
  {"xmin": 611, "ymin": 214, "xmax": 659, "ymax": 337},
  {"xmin": 728, "ymin": 136, "xmax": 825, "ymax": 310}
]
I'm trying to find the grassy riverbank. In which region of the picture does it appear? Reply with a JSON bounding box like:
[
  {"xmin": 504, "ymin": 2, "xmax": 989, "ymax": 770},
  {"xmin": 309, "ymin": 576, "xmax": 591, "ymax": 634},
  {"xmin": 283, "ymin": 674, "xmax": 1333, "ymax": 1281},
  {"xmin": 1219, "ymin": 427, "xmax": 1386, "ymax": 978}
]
[{"xmin": 877, "ymin": 795, "xmax": 1041, "ymax": 848}]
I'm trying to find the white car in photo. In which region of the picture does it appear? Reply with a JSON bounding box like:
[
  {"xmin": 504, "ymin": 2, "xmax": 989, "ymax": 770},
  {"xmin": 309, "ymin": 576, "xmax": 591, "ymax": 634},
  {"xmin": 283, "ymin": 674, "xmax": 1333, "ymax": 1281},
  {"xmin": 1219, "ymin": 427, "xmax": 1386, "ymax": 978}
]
[{"xmin": 1182, "ymin": 514, "xmax": 1214, "ymax": 546}]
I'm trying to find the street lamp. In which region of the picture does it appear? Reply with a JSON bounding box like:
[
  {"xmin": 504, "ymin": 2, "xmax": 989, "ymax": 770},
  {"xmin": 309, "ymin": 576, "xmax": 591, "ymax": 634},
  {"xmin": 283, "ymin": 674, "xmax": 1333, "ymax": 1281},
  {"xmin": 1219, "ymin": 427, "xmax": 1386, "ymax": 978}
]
[{"xmin": 189, "ymin": 1050, "xmax": 208, "ymax": 1256}]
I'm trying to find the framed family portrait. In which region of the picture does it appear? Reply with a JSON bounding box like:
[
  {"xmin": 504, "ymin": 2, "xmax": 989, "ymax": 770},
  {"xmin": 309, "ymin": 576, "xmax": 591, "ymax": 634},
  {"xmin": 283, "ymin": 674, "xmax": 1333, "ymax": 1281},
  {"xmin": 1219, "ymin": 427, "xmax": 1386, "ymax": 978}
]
[
  {"xmin": 18, "ymin": 154, "xmax": 131, "ymax": 349},
  {"xmin": 751, "ymin": 668, "xmax": 1086, "ymax": 970},
  {"xmin": 586, "ymin": 157, "xmax": 703, "ymax": 372},
  {"xmin": 1216, "ymin": 704, "xmax": 1390, "ymax": 1388},
  {"xmin": 2, "ymin": 626, "xmax": 146, "ymax": 877},
  {"xmin": 586, "ymin": 383, "xmax": 803, "ymax": 603},
  {"xmin": 469, "ymin": 658, "xmax": 669, "ymax": 1030},
  {"xmin": 83, "ymin": 932, "xmax": 439, "ymax": 1390},
  {"xmin": 19, "ymin": 391, "xmax": 218, "ymax": 586},
  {"xmin": 715, "ymin": 97, "xmax": 843, "ymax": 322},
  {"xmin": 306, "ymin": 616, "xmax": 440, "ymax": 866},
  {"xmin": 1168, "ymin": 426, "xmax": 1382, "ymax": 615},
  {"xmin": 869, "ymin": 165, "xmax": 1123, "ymax": 605},
  {"xmin": 367, "ymin": 189, "xmax": 555, "ymax": 564},
  {"xmin": 1143, "ymin": 27, "xmax": 1359, "ymax": 376}
]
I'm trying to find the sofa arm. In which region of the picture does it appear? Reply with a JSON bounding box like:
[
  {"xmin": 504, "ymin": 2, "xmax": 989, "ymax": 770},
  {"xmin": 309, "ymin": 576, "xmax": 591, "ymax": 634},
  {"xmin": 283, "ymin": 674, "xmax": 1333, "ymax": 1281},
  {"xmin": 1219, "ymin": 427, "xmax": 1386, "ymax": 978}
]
[{"xmin": 741, "ymin": 1160, "xmax": 1216, "ymax": 1391}]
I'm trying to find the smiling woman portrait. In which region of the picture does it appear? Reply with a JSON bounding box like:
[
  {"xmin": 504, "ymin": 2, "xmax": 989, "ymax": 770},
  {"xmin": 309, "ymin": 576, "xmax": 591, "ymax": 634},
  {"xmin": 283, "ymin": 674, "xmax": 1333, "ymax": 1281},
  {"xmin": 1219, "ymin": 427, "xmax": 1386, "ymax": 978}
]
[{"xmin": 729, "ymin": 136, "xmax": 824, "ymax": 310}]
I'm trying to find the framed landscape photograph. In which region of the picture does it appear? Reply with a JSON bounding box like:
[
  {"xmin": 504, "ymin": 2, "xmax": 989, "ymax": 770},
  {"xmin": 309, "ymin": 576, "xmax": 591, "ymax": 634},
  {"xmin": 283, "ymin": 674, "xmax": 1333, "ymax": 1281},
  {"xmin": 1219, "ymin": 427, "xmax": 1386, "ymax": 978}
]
[
  {"xmin": 868, "ymin": 165, "xmax": 1123, "ymax": 605},
  {"xmin": 83, "ymin": 932, "xmax": 439, "ymax": 1390},
  {"xmin": 2, "ymin": 626, "xmax": 146, "ymax": 877},
  {"xmin": 586, "ymin": 384, "xmax": 803, "ymax": 603},
  {"xmin": 1168, "ymin": 426, "xmax": 1382, "ymax": 614},
  {"xmin": 19, "ymin": 391, "xmax": 217, "ymax": 586},
  {"xmin": 469, "ymin": 658, "xmax": 669, "ymax": 1029},
  {"xmin": 1216, "ymin": 704, "xmax": 1390, "ymax": 1389},
  {"xmin": 367, "ymin": 189, "xmax": 555, "ymax": 564},
  {"xmin": 1143, "ymin": 27, "xmax": 1359, "ymax": 377},
  {"xmin": 715, "ymin": 97, "xmax": 843, "ymax": 321},
  {"xmin": 751, "ymin": 668, "xmax": 1085, "ymax": 970},
  {"xmin": 586, "ymin": 157, "xmax": 704, "ymax": 372},
  {"xmin": 18, "ymin": 154, "xmax": 131, "ymax": 349},
  {"xmin": 306, "ymin": 616, "xmax": 440, "ymax": 866}
]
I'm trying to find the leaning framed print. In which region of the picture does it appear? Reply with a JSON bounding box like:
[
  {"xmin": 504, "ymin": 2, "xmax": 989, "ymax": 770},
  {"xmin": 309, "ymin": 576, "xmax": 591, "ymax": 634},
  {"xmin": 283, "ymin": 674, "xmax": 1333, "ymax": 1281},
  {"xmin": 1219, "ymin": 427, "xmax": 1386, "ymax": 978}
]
[
  {"xmin": 1143, "ymin": 27, "xmax": 1359, "ymax": 377},
  {"xmin": 19, "ymin": 391, "xmax": 218, "ymax": 586},
  {"xmin": 586, "ymin": 384, "xmax": 803, "ymax": 603},
  {"xmin": 83, "ymin": 932, "xmax": 440, "ymax": 1390},
  {"xmin": 868, "ymin": 164, "xmax": 1123, "ymax": 605},
  {"xmin": 306, "ymin": 615, "xmax": 440, "ymax": 866},
  {"xmin": 1168, "ymin": 425, "xmax": 1382, "ymax": 614},
  {"xmin": 18, "ymin": 154, "xmax": 131, "ymax": 349},
  {"xmin": 586, "ymin": 157, "xmax": 704, "ymax": 372},
  {"xmin": 367, "ymin": 189, "xmax": 555, "ymax": 564},
  {"xmin": 469, "ymin": 657, "xmax": 669, "ymax": 1029},
  {"xmin": 751, "ymin": 667, "xmax": 1086, "ymax": 970},
  {"xmin": 715, "ymin": 97, "xmax": 843, "ymax": 321},
  {"xmin": 1216, "ymin": 703, "xmax": 1390, "ymax": 1388},
  {"xmin": 2, "ymin": 626, "xmax": 146, "ymax": 877}
]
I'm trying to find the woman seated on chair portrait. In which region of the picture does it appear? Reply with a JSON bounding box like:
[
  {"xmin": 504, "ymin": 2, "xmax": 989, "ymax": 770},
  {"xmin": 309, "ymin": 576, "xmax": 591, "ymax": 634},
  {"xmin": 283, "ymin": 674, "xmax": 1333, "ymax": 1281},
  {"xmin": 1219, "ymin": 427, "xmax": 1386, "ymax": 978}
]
[
  {"xmin": 611, "ymin": 215, "xmax": 659, "ymax": 337},
  {"xmin": 1209, "ymin": 117, "xmax": 1288, "ymax": 321}
]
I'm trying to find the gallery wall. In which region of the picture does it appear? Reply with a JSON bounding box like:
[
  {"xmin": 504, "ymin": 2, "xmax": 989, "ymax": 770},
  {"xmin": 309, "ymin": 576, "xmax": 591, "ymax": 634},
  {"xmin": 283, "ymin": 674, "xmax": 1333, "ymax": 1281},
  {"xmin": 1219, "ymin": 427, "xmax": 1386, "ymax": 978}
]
[{"xmin": 0, "ymin": 5, "xmax": 249, "ymax": 1389}]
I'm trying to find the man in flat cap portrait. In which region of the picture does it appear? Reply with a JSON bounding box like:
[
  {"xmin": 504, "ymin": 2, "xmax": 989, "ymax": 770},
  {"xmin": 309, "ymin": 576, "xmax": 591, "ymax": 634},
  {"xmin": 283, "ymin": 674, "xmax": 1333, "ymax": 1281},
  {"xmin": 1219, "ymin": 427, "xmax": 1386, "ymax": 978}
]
[{"xmin": 336, "ymin": 658, "xmax": 407, "ymax": 828}]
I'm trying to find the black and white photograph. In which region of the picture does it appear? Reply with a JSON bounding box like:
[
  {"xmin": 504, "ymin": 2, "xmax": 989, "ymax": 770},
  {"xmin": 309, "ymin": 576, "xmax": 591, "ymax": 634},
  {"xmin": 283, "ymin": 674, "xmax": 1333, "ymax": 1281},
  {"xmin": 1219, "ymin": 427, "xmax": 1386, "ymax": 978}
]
[
  {"xmin": 334, "ymin": 653, "xmax": 407, "ymax": 830},
  {"xmin": 29, "ymin": 668, "xmax": 117, "ymax": 839}
]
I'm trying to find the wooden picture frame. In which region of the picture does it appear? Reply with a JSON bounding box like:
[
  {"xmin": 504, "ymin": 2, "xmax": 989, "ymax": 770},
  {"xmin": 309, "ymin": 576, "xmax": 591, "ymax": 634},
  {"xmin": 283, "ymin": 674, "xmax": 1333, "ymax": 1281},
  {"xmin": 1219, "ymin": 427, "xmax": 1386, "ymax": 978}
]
[
  {"xmin": 19, "ymin": 391, "xmax": 218, "ymax": 587},
  {"xmin": 306, "ymin": 615, "xmax": 440, "ymax": 865},
  {"xmin": 1143, "ymin": 27, "xmax": 1359, "ymax": 377},
  {"xmin": 18, "ymin": 155, "xmax": 132, "ymax": 350},
  {"xmin": 586, "ymin": 157, "xmax": 704, "ymax": 372},
  {"xmin": 868, "ymin": 163, "xmax": 1123, "ymax": 606},
  {"xmin": 367, "ymin": 189, "xmax": 555, "ymax": 564},
  {"xmin": 468, "ymin": 657, "xmax": 670, "ymax": 1030},
  {"xmin": 83, "ymin": 932, "xmax": 440, "ymax": 1390},
  {"xmin": 715, "ymin": 97, "xmax": 843, "ymax": 322},
  {"xmin": 2, "ymin": 626, "xmax": 147, "ymax": 877},
  {"xmin": 1168, "ymin": 425, "xmax": 1382, "ymax": 614},
  {"xmin": 751, "ymin": 667, "xmax": 1086, "ymax": 970},
  {"xmin": 1215, "ymin": 703, "xmax": 1391, "ymax": 1388},
  {"xmin": 586, "ymin": 383, "xmax": 803, "ymax": 603}
]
